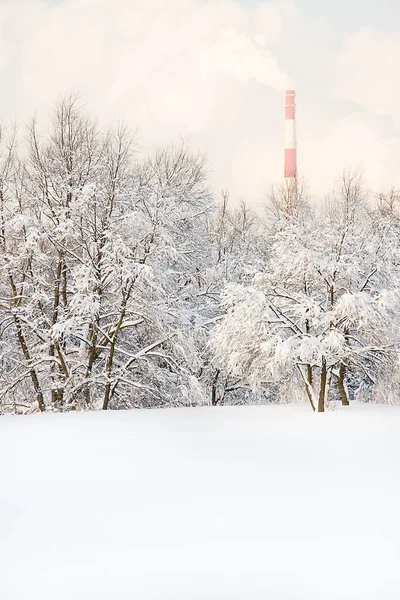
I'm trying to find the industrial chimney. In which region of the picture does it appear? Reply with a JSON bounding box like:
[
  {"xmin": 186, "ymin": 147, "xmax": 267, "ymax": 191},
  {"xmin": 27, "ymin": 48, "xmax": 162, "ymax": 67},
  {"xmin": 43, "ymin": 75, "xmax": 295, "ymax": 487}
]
[{"xmin": 284, "ymin": 90, "xmax": 297, "ymax": 180}]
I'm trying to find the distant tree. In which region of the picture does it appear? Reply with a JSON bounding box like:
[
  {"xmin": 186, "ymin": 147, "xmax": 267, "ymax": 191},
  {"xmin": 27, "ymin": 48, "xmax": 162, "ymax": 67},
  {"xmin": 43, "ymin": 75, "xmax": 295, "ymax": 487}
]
[{"xmin": 201, "ymin": 191, "xmax": 270, "ymax": 406}]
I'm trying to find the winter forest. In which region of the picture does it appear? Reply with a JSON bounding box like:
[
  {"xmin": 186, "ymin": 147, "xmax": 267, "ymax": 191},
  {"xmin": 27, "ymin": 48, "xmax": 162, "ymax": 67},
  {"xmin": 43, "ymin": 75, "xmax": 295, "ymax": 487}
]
[{"xmin": 1, "ymin": 96, "xmax": 400, "ymax": 415}]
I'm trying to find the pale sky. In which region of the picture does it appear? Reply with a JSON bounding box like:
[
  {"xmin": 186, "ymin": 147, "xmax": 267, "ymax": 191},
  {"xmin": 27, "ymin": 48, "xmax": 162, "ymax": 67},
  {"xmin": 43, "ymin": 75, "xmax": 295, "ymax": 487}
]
[{"xmin": 2, "ymin": 0, "xmax": 400, "ymax": 205}]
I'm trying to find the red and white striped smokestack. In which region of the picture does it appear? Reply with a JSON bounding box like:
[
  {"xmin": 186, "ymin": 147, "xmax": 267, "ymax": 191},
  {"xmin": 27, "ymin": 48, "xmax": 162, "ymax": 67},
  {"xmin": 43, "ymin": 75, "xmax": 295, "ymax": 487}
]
[{"xmin": 284, "ymin": 90, "xmax": 297, "ymax": 180}]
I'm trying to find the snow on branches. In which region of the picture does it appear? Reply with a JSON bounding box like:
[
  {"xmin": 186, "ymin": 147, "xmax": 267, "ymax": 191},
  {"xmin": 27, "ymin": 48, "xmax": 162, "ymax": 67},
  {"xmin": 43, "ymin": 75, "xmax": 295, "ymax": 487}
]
[
  {"xmin": 1, "ymin": 100, "xmax": 400, "ymax": 415},
  {"xmin": 0, "ymin": 97, "xmax": 215, "ymax": 412},
  {"xmin": 212, "ymin": 173, "xmax": 400, "ymax": 411}
]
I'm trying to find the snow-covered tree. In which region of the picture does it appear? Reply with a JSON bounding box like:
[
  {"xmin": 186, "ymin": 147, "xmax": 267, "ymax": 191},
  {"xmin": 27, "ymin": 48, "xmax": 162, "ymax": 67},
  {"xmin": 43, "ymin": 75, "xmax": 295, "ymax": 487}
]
[
  {"xmin": 0, "ymin": 97, "xmax": 214, "ymax": 412},
  {"xmin": 200, "ymin": 192, "xmax": 272, "ymax": 406},
  {"xmin": 3, "ymin": 96, "xmax": 400, "ymax": 416},
  {"xmin": 211, "ymin": 171, "xmax": 400, "ymax": 412}
]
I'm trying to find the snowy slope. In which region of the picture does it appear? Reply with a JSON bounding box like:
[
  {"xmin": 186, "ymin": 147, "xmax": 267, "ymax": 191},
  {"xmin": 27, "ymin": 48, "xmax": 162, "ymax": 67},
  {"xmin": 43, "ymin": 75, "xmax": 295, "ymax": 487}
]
[{"xmin": 1, "ymin": 403, "xmax": 400, "ymax": 599}]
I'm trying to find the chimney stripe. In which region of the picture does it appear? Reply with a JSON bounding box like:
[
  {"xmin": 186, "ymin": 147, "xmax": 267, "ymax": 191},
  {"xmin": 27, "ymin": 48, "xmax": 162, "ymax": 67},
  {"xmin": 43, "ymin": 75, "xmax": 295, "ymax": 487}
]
[{"xmin": 284, "ymin": 90, "xmax": 297, "ymax": 180}]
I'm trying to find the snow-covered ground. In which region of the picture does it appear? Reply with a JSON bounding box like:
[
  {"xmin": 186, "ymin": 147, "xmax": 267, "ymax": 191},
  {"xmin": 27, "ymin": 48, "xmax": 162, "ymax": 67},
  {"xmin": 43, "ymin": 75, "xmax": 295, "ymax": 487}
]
[{"xmin": 1, "ymin": 403, "xmax": 400, "ymax": 599}]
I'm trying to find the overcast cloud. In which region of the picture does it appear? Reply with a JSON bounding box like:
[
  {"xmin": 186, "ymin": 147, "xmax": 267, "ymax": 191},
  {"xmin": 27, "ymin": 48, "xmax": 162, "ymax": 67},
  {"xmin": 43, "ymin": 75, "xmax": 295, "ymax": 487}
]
[{"xmin": 1, "ymin": 0, "xmax": 399, "ymax": 205}]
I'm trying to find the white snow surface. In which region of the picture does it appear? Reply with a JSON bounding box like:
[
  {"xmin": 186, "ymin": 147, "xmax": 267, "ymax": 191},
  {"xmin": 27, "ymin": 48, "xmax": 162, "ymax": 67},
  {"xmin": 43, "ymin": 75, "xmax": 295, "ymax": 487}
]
[{"xmin": 1, "ymin": 403, "xmax": 400, "ymax": 599}]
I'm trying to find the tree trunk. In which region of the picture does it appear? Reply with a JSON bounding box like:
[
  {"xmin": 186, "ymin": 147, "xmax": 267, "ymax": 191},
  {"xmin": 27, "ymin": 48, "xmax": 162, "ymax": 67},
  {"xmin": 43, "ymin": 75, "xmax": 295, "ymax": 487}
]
[
  {"xmin": 318, "ymin": 357, "xmax": 327, "ymax": 413},
  {"xmin": 102, "ymin": 288, "xmax": 131, "ymax": 410},
  {"xmin": 49, "ymin": 253, "xmax": 64, "ymax": 407},
  {"xmin": 14, "ymin": 316, "xmax": 45, "ymax": 412},
  {"xmin": 338, "ymin": 362, "xmax": 349, "ymax": 406},
  {"xmin": 83, "ymin": 323, "xmax": 98, "ymax": 406},
  {"xmin": 297, "ymin": 365, "xmax": 316, "ymax": 412},
  {"xmin": 211, "ymin": 369, "xmax": 220, "ymax": 406},
  {"xmin": 8, "ymin": 271, "xmax": 45, "ymax": 412},
  {"xmin": 307, "ymin": 364, "xmax": 313, "ymax": 387}
]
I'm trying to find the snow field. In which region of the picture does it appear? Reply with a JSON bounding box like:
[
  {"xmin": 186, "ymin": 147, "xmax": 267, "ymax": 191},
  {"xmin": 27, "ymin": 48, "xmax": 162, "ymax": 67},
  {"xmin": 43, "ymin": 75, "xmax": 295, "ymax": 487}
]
[{"xmin": 1, "ymin": 403, "xmax": 400, "ymax": 599}]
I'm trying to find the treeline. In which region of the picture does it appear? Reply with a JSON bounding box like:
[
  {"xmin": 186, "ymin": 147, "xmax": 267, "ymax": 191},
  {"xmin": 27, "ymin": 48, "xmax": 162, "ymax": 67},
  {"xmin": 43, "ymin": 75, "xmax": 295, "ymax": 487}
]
[{"xmin": 1, "ymin": 97, "xmax": 400, "ymax": 414}]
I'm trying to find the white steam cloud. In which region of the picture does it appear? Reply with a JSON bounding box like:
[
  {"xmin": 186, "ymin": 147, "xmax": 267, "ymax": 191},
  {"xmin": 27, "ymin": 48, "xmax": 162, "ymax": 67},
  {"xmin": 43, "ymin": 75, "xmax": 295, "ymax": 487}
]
[{"xmin": 204, "ymin": 28, "xmax": 290, "ymax": 89}]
